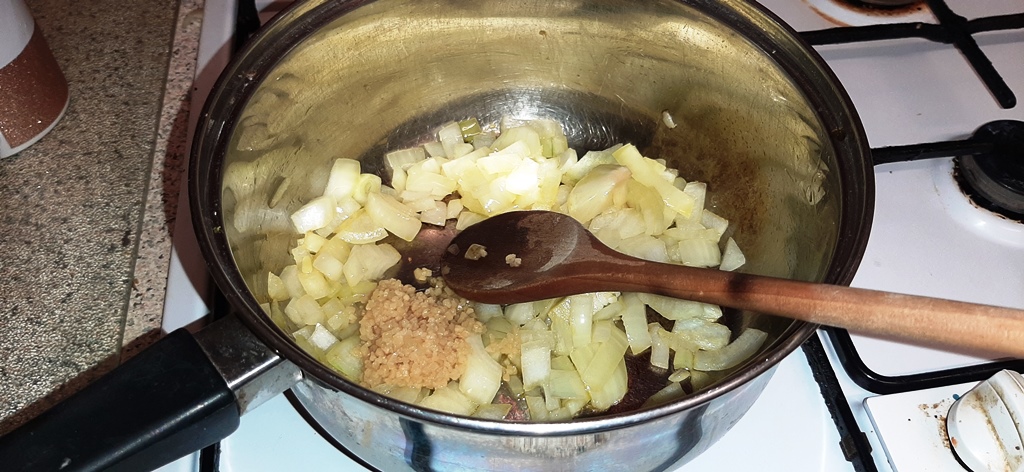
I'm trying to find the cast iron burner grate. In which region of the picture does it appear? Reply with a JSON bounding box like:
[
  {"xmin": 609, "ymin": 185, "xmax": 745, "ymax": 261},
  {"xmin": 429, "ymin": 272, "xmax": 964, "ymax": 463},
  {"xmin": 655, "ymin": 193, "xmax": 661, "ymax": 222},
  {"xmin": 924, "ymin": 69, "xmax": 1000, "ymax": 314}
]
[
  {"xmin": 875, "ymin": 120, "xmax": 1024, "ymax": 222},
  {"xmin": 800, "ymin": 0, "xmax": 1024, "ymax": 109},
  {"xmin": 821, "ymin": 119, "xmax": 1024, "ymax": 400}
]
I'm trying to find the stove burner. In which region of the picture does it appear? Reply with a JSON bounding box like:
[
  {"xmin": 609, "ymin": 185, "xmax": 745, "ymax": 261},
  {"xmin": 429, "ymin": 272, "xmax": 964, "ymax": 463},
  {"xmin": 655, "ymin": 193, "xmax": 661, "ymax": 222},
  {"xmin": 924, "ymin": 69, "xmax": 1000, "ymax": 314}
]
[{"xmin": 954, "ymin": 120, "xmax": 1024, "ymax": 220}]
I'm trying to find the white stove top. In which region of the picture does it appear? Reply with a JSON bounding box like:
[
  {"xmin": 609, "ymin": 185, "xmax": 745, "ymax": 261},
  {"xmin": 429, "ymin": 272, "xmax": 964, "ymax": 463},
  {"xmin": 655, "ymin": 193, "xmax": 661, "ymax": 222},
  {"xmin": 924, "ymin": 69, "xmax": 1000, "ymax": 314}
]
[{"xmin": 161, "ymin": 1, "xmax": 1024, "ymax": 470}]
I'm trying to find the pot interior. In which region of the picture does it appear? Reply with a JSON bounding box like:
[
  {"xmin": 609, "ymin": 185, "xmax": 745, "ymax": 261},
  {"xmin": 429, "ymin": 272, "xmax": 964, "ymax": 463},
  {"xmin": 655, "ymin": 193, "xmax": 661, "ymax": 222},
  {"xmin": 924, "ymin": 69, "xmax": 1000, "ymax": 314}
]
[{"xmin": 198, "ymin": 0, "xmax": 871, "ymax": 423}]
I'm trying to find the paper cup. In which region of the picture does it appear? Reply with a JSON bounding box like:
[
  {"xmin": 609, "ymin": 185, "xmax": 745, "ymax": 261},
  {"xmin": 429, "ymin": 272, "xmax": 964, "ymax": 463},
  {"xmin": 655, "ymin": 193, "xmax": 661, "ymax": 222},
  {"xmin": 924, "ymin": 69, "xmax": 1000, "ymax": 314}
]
[{"xmin": 0, "ymin": 0, "xmax": 69, "ymax": 158}]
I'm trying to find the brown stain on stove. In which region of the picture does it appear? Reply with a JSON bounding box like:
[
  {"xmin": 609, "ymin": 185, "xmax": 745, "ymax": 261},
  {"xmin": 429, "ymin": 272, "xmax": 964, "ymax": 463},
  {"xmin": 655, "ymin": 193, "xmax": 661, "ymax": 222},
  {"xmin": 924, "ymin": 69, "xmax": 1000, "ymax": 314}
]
[
  {"xmin": 803, "ymin": 0, "xmax": 927, "ymax": 27},
  {"xmin": 951, "ymin": 164, "xmax": 1024, "ymax": 224},
  {"xmin": 918, "ymin": 400, "xmax": 952, "ymax": 450}
]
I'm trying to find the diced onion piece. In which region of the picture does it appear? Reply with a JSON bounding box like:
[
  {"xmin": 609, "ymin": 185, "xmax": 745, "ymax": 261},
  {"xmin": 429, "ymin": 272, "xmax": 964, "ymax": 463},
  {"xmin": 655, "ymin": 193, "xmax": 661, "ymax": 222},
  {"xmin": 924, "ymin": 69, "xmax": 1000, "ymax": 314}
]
[
  {"xmin": 565, "ymin": 164, "xmax": 631, "ymax": 224},
  {"xmin": 290, "ymin": 195, "xmax": 336, "ymax": 233},
  {"xmin": 525, "ymin": 395, "xmax": 548, "ymax": 421},
  {"xmin": 643, "ymin": 381, "xmax": 684, "ymax": 408},
  {"xmin": 365, "ymin": 192, "xmax": 421, "ymax": 241},
  {"xmin": 474, "ymin": 403, "xmax": 512, "ymax": 420},
  {"xmin": 668, "ymin": 369, "xmax": 692, "ymax": 383},
  {"xmin": 636, "ymin": 293, "xmax": 696, "ymax": 320},
  {"xmin": 455, "ymin": 211, "xmax": 486, "ymax": 230},
  {"xmin": 676, "ymin": 238, "xmax": 721, "ymax": 268},
  {"xmin": 672, "ymin": 318, "xmax": 731, "ymax": 351},
  {"xmin": 420, "ymin": 383, "xmax": 478, "ymax": 416},
  {"xmin": 325, "ymin": 335, "xmax": 363, "ymax": 380},
  {"xmin": 459, "ymin": 335, "xmax": 504, "ymax": 405},
  {"xmin": 278, "ymin": 264, "xmax": 305, "ymax": 299},
  {"xmin": 551, "ymin": 355, "xmax": 574, "ymax": 371},
  {"xmin": 547, "ymin": 369, "xmax": 588, "ymax": 399},
  {"xmin": 594, "ymin": 299, "xmax": 623, "ymax": 321},
  {"xmin": 680, "ymin": 182, "xmax": 706, "ymax": 223},
  {"xmin": 548, "ymin": 299, "xmax": 573, "ymax": 355},
  {"xmin": 335, "ymin": 210, "xmax": 387, "ymax": 244},
  {"xmin": 342, "ymin": 243, "xmax": 401, "ymax": 287},
  {"xmin": 568, "ymin": 294, "xmax": 595, "ymax": 348},
  {"xmin": 417, "ymin": 206, "xmax": 446, "ymax": 229},
  {"xmin": 372, "ymin": 384, "xmax": 426, "ymax": 404},
  {"xmin": 435, "ymin": 198, "xmax": 459, "ymax": 219},
  {"xmin": 502, "ymin": 301, "xmax": 537, "ymax": 326},
  {"xmin": 701, "ymin": 210, "xmax": 729, "ymax": 239},
  {"xmin": 307, "ymin": 323, "xmax": 339, "ymax": 351},
  {"xmin": 267, "ymin": 272, "xmax": 288, "ymax": 301},
  {"xmin": 301, "ymin": 232, "xmax": 327, "ymax": 253},
  {"xmin": 296, "ymin": 269, "xmax": 333, "ymax": 299},
  {"xmin": 491, "ymin": 126, "xmax": 542, "ymax": 158},
  {"xmin": 620, "ymin": 293, "xmax": 652, "ymax": 354},
  {"xmin": 579, "ymin": 324, "xmax": 628, "ymax": 388},
  {"xmin": 661, "ymin": 110, "xmax": 677, "ymax": 129},
  {"xmin": 324, "ymin": 159, "xmax": 361, "ymax": 200},
  {"xmin": 285, "ymin": 294, "xmax": 323, "ymax": 325},
  {"xmin": 472, "ymin": 302, "xmax": 503, "ymax": 323},
  {"xmin": 385, "ymin": 147, "xmax": 426, "ymax": 177},
  {"xmin": 720, "ymin": 237, "xmax": 746, "ymax": 271},
  {"xmin": 618, "ymin": 234, "xmax": 669, "ymax": 263},
  {"xmin": 521, "ymin": 339, "xmax": 552, "ymax": 390},
  {"xmin": 321, "ymin": 298, "xmax": 351, "ymax": 329},
  {"xmin": 437, "ymin": 121, "xmax": 465, "ymax": 159},
  {"xmin": 561, "ymin": 148, "xmax": 618, "ymax": 185},
  {"xmin": 477, "ymin": 146, "xmax": 523, "ymax": 174},
  {"xmin": 592, "ymin": 319, "xmax": 612, "ymax": 343},
  {"xmin": 406, "ymin": 167, "xmax": 457, "ymax": 198},
  {"xmin": 317, "ymin": 237, "xmax": 350, "ymax": 262},
  {"xmin": 694, "ymin": 328, "xmax": 768, "ymax": 371},
  {"xmin": 423, "ymin": 141, "xmax": 446, "ymax": 158},
  {"xmin": 612, "ymin": 145, "xmax": 695, "ymax": 218},
  {"xmin": 505, "ymin": 158, "xmax": 541, "ymax": 195},
  {"xmin": 625, "ymin": 179, "xmax": 670, "ymax": 236},
  {"xmin": 649, "ymin": 324, "xmax": 671, "ymax": 370},
  {"xmin": 588, "ymin": 358, "xmax": 628, "ymax": 411},
  {"xmin": 352, "ymin": 173, "xmax": 383, "ymax": 205},
  {"xmin": 312, "ymin": 252, "xmax": 345, "ymax": 282}
]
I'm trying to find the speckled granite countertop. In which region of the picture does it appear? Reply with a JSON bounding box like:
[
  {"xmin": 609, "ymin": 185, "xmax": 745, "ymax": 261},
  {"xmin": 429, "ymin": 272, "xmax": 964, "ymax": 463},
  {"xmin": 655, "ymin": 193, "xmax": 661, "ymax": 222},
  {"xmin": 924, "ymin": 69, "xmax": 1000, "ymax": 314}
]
[{"xmin": 0, "ymin": 0, "xmax": 204, "ymax": 433}]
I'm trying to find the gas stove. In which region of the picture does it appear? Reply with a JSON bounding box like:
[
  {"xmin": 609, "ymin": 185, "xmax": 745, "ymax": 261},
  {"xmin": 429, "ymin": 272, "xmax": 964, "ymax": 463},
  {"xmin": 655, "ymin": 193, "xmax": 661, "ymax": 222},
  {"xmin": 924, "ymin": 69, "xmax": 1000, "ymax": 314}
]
[{"xmin": 160, "ymin": 1, "xmax": 1024, "ymax": 470}]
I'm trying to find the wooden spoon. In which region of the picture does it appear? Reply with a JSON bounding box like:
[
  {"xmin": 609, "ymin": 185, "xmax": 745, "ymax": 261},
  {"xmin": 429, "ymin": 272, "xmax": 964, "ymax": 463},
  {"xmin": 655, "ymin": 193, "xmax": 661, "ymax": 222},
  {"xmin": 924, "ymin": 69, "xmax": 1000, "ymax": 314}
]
[{"xmin": 439, "ymin": 210, "xmax": 1024, "ymax": 358}]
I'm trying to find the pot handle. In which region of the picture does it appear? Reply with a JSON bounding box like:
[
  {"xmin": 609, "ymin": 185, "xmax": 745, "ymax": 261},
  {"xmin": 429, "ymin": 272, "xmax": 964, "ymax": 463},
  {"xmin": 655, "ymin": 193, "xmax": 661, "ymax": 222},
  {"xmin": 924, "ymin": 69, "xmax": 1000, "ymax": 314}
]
[{"xmin": 0, "ymin": 327, "xmax": 239, "ymax": 471}]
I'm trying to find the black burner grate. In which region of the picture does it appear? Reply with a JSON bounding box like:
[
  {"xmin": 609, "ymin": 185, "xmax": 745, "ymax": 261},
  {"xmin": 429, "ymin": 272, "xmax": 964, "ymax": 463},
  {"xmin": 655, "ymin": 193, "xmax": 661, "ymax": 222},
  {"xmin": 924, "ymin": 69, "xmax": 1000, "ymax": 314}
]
[{"xmin": 801, "ymin": 0, "xmax": 1024, "ymax": 108}]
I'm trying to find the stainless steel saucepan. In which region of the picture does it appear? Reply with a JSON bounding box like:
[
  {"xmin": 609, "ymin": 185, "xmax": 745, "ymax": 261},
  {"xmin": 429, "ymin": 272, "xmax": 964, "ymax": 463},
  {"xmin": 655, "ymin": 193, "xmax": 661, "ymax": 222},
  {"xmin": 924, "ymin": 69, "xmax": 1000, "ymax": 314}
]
[{"xmin": 0, "ymin": 0, "xmax": 872, "ymax": 470}]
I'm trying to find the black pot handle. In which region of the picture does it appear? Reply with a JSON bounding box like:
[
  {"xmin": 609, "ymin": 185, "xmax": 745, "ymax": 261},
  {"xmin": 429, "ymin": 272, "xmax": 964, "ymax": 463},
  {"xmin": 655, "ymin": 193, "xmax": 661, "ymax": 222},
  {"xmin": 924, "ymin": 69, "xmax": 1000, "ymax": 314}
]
[{"xmin": 0, "ymin": 328, "xmax": 240, "ymax": 472}]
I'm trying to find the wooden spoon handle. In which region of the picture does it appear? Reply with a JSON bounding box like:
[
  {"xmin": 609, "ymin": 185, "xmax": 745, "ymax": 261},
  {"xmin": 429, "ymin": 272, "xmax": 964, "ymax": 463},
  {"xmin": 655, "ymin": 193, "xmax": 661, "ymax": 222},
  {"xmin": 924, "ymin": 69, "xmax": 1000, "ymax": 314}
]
[{"xmin": 582, "ymin": 260, "xmax": 1024, "ymax": 358}]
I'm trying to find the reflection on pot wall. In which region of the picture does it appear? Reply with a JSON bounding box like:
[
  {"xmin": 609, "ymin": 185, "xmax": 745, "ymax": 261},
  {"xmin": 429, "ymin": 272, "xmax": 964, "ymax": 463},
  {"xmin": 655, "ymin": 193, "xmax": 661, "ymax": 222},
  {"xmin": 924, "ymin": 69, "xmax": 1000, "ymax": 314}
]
[{"xmin": 291, "ymin": 366, "xmax": 774, "ymax": 471}]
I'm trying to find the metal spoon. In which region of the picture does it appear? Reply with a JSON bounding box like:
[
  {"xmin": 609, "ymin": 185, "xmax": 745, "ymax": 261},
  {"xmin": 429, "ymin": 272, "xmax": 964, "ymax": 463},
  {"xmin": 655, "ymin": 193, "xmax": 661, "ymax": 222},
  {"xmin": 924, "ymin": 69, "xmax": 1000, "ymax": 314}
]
[{"xmin": 440, "ymin": 210, "xmax": 1024, "ymax": 358}]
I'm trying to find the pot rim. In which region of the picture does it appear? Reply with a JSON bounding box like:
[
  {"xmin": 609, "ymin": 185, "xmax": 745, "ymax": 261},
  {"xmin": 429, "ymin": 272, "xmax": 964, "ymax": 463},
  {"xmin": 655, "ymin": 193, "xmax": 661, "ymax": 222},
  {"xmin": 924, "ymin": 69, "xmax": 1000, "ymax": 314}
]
[{"xmin": 189, "ymin": 0, "xmax": 874, "ymax": 436}]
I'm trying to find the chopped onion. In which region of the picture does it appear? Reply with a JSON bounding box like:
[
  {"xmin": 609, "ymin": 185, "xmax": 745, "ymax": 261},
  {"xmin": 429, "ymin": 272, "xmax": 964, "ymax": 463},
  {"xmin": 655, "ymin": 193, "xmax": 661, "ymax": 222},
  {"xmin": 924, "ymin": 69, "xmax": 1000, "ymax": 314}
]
[
  {"xmin": 365, "ymin": 192, "xmax": 421, "ymax": 242},
  {"xmin": 643, "ymin": 381, "xmax": 683, "ymax": 408},
  {"xmin": 720, "ymin": 237, "xmax": 746, "ymax": 271},
  {"xmin": 459, "ymin": 335, "xmax": 504, "ymax": 405},
  {"xmin": 620, "ymin": 293, "xmax": 652, "ymax": 354},
  {"xmin": 694, "ymin": 328, "xmax": 768, "ymax": 371},
  {"xmin": 420, "ymin": 382, "xmax": 477, "ymax": 416},
  {"xmin": 307, "ymin": 324, "xmax": 339, "ymax": 351},
  {"xmin": 324, "ymin": 158, "xmax": 362, "ymax": 200},
  {"xmin": 267, "ymin": 115, "xmax": 758, "ymax": 421},
  {"xmin": 290, "ymin": 195, "xmax": 336, "ymax": 233}
]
